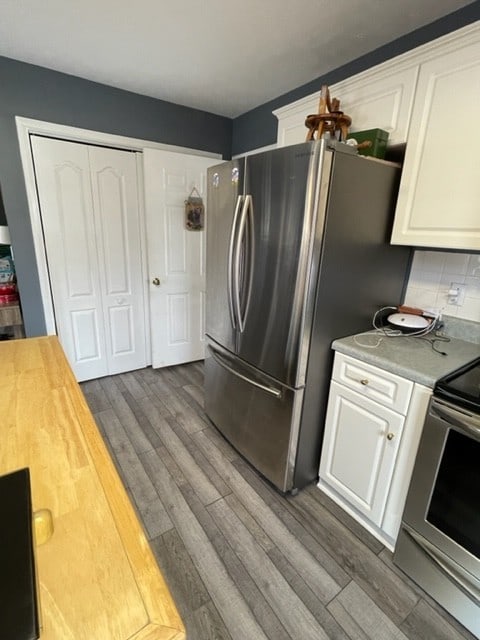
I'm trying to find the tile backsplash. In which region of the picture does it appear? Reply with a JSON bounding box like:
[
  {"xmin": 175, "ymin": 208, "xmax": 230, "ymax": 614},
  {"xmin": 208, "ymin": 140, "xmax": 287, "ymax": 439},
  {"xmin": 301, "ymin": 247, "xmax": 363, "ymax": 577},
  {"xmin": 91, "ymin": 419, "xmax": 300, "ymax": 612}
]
[{"xmin": 404, "ymin": 250, "xmax": 480, "ymax": 322}]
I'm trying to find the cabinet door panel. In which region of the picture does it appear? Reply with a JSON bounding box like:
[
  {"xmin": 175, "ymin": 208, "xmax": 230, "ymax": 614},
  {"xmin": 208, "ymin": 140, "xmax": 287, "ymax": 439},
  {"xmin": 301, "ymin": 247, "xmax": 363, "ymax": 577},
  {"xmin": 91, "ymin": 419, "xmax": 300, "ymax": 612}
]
[
  {"xmin": 332, "ymin": 66, "xmax": 418, "ymax": 145},
  {"xmin": 391, "ymin": 39, "xmax": 480, "ymax": 249},
  {"xmin": 275, "ymin": 65, "xmax": 418, "ymax": 147},
  {"xmin": 319, "ymin": 381, "xmax": 404, "ymax": 526}
]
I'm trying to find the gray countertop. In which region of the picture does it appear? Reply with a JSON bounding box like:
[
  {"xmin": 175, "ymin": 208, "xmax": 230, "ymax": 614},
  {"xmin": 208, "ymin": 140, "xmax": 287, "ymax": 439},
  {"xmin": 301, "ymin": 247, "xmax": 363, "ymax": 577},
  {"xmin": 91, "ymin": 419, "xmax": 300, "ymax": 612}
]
[{"xmin": 332, "ymin": 331, "xmax": 480, "ymax": 388}]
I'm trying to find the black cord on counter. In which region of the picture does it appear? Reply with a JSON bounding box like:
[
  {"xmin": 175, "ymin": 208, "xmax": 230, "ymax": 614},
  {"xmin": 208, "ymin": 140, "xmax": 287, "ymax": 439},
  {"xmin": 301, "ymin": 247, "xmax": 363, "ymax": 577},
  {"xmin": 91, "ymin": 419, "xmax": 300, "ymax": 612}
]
[{"xmin": 417, "ymin": 333, "xmax": 451, "ymax": 355}]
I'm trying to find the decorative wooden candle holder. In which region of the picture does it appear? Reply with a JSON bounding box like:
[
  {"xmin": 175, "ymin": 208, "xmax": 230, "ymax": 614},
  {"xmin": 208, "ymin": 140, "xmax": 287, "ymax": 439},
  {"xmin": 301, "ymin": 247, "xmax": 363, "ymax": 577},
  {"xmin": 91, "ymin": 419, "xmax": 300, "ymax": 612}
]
[{"xmin": 305, "ymin": 85, "xmax": 352, "ymax": 142}]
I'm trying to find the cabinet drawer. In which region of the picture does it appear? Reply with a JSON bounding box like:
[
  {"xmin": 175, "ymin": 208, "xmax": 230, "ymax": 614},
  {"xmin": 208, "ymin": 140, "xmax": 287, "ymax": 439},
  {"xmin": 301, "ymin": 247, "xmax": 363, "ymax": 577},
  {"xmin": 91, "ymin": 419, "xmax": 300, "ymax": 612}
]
[{"xmin": 332, "ymin": 353, "xmax": 413, "ymax": 414}]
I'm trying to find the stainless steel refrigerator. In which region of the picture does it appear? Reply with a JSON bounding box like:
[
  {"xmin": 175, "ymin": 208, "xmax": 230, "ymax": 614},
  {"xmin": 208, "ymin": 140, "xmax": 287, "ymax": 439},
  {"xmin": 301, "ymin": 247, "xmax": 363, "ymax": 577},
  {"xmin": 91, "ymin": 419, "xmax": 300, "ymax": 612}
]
[{"xmin": 205, "ymin": 139, "xmax": 411, "ymax": 493}]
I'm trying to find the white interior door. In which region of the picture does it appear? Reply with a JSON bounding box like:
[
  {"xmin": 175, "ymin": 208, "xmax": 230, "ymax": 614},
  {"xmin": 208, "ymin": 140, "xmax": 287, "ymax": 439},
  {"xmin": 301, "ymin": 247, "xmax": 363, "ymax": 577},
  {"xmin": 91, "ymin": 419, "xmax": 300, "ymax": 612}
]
[
  {"xmin": 31, "ymin": 136, "xmax": 147, "ymax": 381},
  {"xmin": 143, "ymin": 149, "xmax": 216, "ymax": 368},
  {"xmin": 88, "ymin": 146, "xmax": 148, "ymax": 375}
]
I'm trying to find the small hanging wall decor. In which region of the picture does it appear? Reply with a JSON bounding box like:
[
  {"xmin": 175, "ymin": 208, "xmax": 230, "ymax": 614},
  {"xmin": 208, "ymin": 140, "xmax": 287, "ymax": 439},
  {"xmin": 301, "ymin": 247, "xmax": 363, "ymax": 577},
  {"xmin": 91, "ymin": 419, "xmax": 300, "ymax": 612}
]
[{"xmin": 185, "ymin": 187, "xmax": 205, "ymax": 231}]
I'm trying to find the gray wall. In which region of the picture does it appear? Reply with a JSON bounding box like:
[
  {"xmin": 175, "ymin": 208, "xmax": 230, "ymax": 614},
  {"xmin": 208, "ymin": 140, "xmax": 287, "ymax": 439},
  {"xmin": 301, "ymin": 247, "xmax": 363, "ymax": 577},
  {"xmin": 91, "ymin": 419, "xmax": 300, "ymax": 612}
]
[
  {"xmin": 232, "ymin": 1, "xmax": 480, "ymax": 155},
  {"xmin": 0, "ymin": 57, "xmax": 232, "ymax": 335},
  {"xmin": 2, "ymin": 1, "xmax": 479, "ymax": 336}
]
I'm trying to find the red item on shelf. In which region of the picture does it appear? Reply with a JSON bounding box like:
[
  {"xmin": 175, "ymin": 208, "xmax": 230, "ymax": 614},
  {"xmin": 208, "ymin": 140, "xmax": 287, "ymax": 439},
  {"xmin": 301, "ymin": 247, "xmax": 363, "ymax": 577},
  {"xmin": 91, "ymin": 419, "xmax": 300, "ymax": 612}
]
[{"xmin": 0, "ymin": 283, "xmax": 17, "ymax": 295}]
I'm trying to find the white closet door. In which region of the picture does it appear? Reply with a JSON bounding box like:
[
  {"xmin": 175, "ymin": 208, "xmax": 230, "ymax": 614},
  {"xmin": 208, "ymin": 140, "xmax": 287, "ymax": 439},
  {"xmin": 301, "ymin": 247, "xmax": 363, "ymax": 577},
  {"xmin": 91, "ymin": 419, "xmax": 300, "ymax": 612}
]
[
  {"xmin": 143, "ymin": 149, "xmax": 215, "ymax": 368},
  {"xmin": 89, "ymin": 146, "xmax": 147, "ymax": 375},
  {"xmin": 31, "ymin": 136, "xmax": 147, "ymax": 380}
]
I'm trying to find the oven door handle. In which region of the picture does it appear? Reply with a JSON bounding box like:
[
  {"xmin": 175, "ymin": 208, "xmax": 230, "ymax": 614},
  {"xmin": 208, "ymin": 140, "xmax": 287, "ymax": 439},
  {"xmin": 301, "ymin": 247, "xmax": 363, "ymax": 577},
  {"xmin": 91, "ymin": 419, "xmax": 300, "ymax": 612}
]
[{"xmin": 431, "ymin": 400, "xmax": 480, "ymax": 441}]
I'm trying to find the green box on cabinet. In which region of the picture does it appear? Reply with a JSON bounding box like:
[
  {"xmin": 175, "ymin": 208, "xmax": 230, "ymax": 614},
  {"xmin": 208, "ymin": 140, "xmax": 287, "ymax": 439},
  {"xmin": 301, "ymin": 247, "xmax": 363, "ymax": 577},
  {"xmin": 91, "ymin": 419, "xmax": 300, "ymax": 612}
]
[{"xmin": 349, "ymin": 128, "xmax": 389, "ymax": 159}]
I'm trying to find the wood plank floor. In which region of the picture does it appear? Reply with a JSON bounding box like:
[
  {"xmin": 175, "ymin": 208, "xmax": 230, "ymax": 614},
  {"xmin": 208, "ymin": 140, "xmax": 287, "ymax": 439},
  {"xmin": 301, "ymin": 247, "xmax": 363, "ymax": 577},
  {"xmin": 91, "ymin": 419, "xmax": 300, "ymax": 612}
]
[{"xmin": 81, "ymin": 363, "xmax": 477, "ymax": 640}]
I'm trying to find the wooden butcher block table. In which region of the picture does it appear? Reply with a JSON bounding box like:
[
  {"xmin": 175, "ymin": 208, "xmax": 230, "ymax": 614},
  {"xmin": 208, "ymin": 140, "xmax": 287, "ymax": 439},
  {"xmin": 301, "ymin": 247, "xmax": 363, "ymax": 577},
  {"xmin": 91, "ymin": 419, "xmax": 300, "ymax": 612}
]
[{"xmin": 0, "ymin": 336, "xmax": 185, "ymax": 640}]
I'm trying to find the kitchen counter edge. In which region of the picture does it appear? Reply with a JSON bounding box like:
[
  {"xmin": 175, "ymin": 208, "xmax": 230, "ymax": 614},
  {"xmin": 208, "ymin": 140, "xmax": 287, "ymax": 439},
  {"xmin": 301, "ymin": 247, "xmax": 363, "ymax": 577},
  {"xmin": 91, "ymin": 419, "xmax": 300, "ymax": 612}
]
[{"xmin": 331, "ymin": 331, "xmax": 480, "ymax": 387}]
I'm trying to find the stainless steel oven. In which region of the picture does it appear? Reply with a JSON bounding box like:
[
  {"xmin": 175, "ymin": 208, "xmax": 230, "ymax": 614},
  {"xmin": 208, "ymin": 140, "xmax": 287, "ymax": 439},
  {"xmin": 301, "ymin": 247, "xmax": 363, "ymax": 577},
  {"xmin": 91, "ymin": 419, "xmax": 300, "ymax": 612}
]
[{"xmin": 394, "ymin": 359, "xmax": 480, "ymax": 638}]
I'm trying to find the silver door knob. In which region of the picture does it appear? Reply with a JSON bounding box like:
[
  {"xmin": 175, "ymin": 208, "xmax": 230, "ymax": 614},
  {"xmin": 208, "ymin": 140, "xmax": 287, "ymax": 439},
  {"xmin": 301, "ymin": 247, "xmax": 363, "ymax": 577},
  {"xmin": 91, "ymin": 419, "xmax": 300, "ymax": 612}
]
[
  {"xmin": 152, "ymin": 277, "xmax": 160, "ymax": 286},
  {"xmin": 386, "ymin": 433, "xmax": 395, "ymax": 440}
]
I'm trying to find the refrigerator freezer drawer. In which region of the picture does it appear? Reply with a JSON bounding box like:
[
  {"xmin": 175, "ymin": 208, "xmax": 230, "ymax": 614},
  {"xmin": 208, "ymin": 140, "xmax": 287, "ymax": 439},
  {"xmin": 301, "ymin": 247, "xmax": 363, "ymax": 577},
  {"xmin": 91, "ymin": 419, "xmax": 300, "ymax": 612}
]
[{"xmin": 205, "ymin": 341, "xmax": 302, "ymax": 492}]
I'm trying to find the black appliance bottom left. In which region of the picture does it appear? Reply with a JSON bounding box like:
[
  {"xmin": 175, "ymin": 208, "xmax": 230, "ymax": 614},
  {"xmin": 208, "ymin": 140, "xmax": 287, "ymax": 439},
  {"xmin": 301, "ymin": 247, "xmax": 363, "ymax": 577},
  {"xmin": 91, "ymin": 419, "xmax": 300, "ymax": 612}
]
[{"xmin": 0, "ymin": 467, "xmax": 39, "ymax": 640}]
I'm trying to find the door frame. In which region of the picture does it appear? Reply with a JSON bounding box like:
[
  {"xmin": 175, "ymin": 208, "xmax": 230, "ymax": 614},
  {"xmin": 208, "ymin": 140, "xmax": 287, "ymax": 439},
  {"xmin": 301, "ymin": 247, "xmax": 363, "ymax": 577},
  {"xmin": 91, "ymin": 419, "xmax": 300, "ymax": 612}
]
[{"xmin": 16, "ymin": 116, "xmax": 221, "ymax": 336}]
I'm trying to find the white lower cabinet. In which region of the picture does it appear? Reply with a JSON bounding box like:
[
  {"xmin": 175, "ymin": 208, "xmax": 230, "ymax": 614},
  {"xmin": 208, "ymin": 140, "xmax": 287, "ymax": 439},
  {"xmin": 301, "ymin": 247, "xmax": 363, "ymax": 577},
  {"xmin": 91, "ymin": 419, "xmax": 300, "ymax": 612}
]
[
  {"xmin": 318, "ymin": 353, "xmax": 431, "ymax": 549},
  {"xmin": 319, "ymin": 381, "xmax": 404, "ymax": 526}
]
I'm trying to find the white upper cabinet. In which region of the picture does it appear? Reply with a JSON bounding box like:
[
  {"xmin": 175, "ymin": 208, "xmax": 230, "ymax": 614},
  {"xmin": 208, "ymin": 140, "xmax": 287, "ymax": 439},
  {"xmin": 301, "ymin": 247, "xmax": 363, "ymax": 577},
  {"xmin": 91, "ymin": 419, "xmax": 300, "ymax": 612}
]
[
  {"xmin": 274, "ymin": 61, "xmax": 419, "ymax": 148},
  {"xmin": 391, "ymin": 29, "xmax": 480, "ymax": 249},
  {"xmin": 274, "ymin": 23, "xmax": 480, "ymax": 251}
]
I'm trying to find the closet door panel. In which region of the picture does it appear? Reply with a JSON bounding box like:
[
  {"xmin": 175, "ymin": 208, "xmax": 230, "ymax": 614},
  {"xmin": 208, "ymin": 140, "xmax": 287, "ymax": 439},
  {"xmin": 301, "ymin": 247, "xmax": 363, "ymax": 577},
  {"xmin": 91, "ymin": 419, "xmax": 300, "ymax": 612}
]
[
  {"xmin": 89, "ymin": 147, "xmax": 147, "ymax": 374},
  {"xmin": 31, "ymin": 136, "xmax": 108, "ymax": 380}
]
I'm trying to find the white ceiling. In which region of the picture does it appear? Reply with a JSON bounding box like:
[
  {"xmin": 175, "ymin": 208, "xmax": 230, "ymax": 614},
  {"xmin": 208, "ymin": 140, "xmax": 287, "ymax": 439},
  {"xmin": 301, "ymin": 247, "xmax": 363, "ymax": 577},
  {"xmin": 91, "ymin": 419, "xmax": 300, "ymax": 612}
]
[{"xmin": 0, "ymin": 0, "xmax": 474, "ymax": 118}]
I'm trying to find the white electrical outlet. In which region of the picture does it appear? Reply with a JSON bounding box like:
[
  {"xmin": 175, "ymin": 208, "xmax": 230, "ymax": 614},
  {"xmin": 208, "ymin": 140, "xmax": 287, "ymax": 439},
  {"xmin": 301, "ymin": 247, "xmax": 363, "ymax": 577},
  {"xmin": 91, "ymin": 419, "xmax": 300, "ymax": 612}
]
[{"xmin": 448, "ymin": 282, "xmax": 466, "ymax": 306}]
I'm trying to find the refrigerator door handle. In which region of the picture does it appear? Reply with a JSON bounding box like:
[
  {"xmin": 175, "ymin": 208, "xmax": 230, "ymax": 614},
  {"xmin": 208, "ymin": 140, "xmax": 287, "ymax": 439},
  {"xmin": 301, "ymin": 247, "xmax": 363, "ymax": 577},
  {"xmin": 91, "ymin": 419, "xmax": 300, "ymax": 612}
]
[
  {"xmin": 233, "ymin": 195, "xmax": 249, "ymax": 331},
  {"xmin": 210, "ymin": 348, "xmax": 282, "ymax": 398},
  {"xmin": 242, "ymin": 194, "xmax": 255, "ymax": 331},
  {"xmin": 227, "ymin": 195, "xmax": 243, "ymax": 329},
  {"xmin": 234, "ymin": 194, "xmax": 254, "ymax": 332}
]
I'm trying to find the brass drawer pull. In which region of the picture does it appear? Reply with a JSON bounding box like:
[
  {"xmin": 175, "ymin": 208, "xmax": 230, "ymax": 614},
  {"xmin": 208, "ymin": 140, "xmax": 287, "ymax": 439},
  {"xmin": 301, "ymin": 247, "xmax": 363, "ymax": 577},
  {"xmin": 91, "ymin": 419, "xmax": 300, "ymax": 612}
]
[
  {"xmin": 387, "ymin": 432, "xmax": 395, "ymax": 441},
  {"xmin": 360, "ymin": 379, "xmax": 369, "ymax": 385}
]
